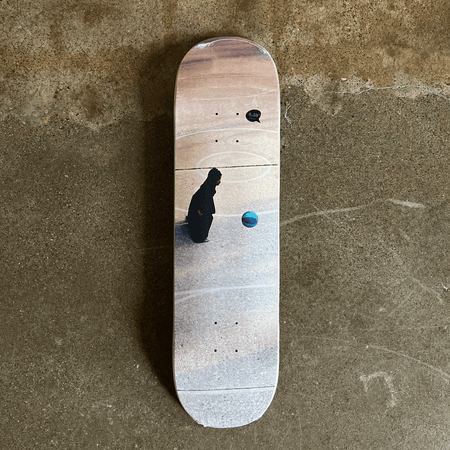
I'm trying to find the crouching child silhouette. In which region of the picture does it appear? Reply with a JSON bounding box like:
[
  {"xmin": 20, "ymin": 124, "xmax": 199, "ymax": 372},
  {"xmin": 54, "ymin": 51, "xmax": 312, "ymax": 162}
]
[{"xmin": 187, "ymin": 168, "xmax": 222, "ymax": 243}]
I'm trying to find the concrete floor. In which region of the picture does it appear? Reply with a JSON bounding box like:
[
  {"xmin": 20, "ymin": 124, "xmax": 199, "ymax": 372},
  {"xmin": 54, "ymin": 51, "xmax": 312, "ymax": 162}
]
[{"xmin": 2, "ymin": 1, "xmax": 450, "ymax": 448}]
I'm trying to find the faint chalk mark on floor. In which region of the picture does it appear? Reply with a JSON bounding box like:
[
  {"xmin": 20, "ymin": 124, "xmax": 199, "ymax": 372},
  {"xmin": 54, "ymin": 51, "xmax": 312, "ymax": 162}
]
[
  {"xmin": 359, "ymin": 371, "xmax": 398, "ymax": 408},
  {"xmin": 387, "ymin": 198, "xmax": 426, "ymax": 209},
  {"xmin": 280, "ymin": 204, "xmax": 368, "ymax": 227},
  {"xmin": 280, "ymin": 197, "xmax": 427, "ymax": 228},
  {"xmin": 382, "ymin": 248, "xmax": 444, "ymax": 304},
  {"xmin": 367, "ymin": 344, "xmax": 450, "ymax": 381},
  {"xmin": 289, "ymin": 199, "xmax": 443, "ymax": 309},
  {"xmin": 300, "ymin": 335, "xmax": 450, "ymax": 382},
  {"xmin": 284, "ymin": 104, "xmax": 292, "ymax": 124},
  {"xmin": 357, "ymin": 324, "xmax": 450, "ymax": 332},
  {"xmin": 387, "ymin": 288, "xmax": 416, "ymax": 317},
  {"xmin": 411, "ymin": 277, "xmax": 444, "ymax": 304}
]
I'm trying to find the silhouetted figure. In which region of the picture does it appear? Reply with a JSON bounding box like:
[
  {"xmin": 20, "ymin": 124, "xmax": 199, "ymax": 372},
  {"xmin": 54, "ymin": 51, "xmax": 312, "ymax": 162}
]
[{"xmin": 187, "ymin": 168, "xmax": 222, "ymax": 243}]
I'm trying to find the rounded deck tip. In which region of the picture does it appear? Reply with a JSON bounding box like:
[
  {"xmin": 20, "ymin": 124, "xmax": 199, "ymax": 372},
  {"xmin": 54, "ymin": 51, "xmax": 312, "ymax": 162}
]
[{"xmin": 177, "ymin": 386, "xmax": 276, "ymax": 428}]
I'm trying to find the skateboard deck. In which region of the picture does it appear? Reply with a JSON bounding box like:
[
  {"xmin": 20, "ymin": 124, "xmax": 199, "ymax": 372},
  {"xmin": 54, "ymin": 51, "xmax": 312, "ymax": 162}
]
[{"xmin": 173, "ymin": 37, "xmax": 280, "ymax": 428}]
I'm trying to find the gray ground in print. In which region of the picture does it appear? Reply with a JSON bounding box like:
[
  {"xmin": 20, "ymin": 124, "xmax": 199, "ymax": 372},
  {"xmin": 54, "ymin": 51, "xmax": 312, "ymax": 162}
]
[
  {"xmin": 174, "ymin": 284, "xmax": 278, "ymax": 311},
  {"xmin": 174, "ymin": 284, "xmax": 278, "ymax": 384},
  {"xmin": 174, "ymin": 199, "xmax": 279, "ymax": 293},
  {"xmin": 176, "ymin": 346, "xmax": 278, "ymax": 391},
  {"xmin": 177, "ymin": 387, "xmax": 275, "ymax": 429}
]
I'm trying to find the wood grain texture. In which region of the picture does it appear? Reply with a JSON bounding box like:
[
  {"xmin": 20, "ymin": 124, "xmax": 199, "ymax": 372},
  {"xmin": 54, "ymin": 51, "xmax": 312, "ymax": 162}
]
[
  {"xmin": 174, "ymin": 37, "xmax": 279, "ymax": 428},
  {"xmin": 175, "ymin": 37, "xmax": 279, "ymax": 141}
]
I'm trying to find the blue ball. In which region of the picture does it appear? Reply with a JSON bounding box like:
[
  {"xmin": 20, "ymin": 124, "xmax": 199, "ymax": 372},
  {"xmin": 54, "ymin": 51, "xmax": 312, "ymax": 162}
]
[{"xmin": 242, "ymin": 211, "xmax": 258, "ymax": 228}]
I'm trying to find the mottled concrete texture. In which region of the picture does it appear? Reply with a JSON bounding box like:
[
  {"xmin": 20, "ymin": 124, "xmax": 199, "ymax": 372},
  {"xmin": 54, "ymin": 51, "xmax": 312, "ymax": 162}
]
[{"xmin": 2, "ymin": 1, "xmax": 450, "ymax": 448}]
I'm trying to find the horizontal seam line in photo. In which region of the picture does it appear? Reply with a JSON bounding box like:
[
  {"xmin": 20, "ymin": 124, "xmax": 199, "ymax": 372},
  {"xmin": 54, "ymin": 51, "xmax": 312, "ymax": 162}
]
[
  {"xmin": 176, "ymin": 128, "xmax": 278, "ymax": 139},
  {"xmin": 177, "ymin": 386, "xmax": 276, "ymax": 392},
  {"xmin": 176, "ymin": 164, "xmax": 278, "ymax": 171}
]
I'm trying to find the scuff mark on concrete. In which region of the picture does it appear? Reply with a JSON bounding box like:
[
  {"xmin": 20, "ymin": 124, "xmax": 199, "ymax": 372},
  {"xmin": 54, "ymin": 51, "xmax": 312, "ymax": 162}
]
[
  {"xmin": 359, "ymin": 371, "xmax": 398, "ymax": 409},
  {"xmin": 388, "ymin": 199, "xmax": 426, "ymax": 209}
]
